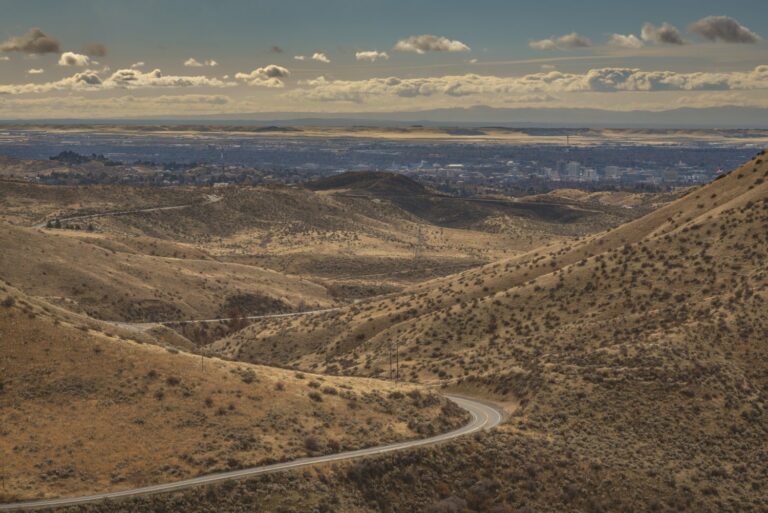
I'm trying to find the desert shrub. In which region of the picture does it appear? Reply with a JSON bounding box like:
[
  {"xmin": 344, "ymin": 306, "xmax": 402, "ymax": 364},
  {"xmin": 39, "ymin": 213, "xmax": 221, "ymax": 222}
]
[
  {"xmin": 166, "ymin": 376, "xmax": 181, "ymax": 386},
  {"xmin": 1, "ymin": 296, "xmax": 14, "ymax": 308},
  {"xmin": 275, "ymin": 382, "xmax": 286, "ymax": 391},
  {"xmin": 304, "ymin": 435, "xmax": 322, "ymax": 452},
  {"xmin": 321, "ymin": 386, "xmax": 338, "ymax": 395},
  {"xmin": 308, "ymin": 391, "xmax": 323, "ymax": 402},
  {"xmin": 425, "ymin": 496, "xmax": 467, "ymax": 513}
]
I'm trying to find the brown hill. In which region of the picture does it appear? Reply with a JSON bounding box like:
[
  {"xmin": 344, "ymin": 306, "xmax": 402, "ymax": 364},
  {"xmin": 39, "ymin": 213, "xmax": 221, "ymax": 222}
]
[
  {"xmin": 0, "ymin": 223, "xmax": 334, "ymax": 323},
  {"xmin": 0, "ymin": 282, "xmax": 466, "ymax": 502},
  {"xmin": 216, "ymin": 151, "xmax": 768, "ymax": 510}
]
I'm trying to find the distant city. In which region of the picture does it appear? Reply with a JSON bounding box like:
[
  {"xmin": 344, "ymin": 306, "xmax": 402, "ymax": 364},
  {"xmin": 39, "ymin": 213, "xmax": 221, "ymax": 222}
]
[{"xmin": 0, "ymin": 127, "xmax": 758, "ymax": 193}]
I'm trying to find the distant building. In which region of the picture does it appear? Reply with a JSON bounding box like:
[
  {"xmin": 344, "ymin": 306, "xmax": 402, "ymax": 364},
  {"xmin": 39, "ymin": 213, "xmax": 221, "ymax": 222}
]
[{"xmin": 565, "ymin": 161, "xmax": 581, "ymax": 178}]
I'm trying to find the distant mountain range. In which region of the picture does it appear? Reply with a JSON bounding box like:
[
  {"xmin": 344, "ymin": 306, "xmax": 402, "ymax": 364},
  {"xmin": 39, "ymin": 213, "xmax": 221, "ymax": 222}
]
[{"xmin": 5, "ymin": 105, "xmax": 768, "ymax": 128}]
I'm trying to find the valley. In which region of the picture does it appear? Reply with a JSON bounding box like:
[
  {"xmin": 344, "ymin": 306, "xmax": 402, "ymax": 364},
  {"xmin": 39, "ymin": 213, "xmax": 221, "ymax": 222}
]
[{"xmin": 0, "ymin": 147, "xmax": 765, "ymax": 513}]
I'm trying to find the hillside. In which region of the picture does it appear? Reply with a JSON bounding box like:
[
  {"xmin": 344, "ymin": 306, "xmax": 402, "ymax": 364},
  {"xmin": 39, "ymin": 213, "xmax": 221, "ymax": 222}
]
[
  {"xmin": 309, "ymin": 171, "xmax": 632, "ymax": 234},
  {"xmin": 214, "ymin": 151, "xmax": 768, "ymax": 510},
  {"xmin": 0, "ymin": 176, "xmax": 645, "ymax": 328},
  {"xmin": 0, "ymin": 282, "xmax": 467, "ymax": 502},
  {"xmin": 0, "ymin": 223, "xmax": 334, "ymax": 323}
]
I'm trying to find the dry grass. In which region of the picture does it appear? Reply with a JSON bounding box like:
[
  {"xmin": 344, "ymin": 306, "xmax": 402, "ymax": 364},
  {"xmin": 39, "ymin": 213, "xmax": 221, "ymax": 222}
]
[{"xmin": 0, "ymin": 285, "xmax": 466, "ymax": 502}]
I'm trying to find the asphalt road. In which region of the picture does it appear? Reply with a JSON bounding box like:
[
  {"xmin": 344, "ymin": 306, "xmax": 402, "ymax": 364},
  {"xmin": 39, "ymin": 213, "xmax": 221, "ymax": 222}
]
[{"xmin": 0, "ymin": 394, "xmax": 503, "ymax": 511}]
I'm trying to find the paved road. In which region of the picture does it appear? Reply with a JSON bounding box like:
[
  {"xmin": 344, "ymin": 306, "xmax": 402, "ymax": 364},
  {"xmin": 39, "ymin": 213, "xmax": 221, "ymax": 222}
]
[
  {"xmin": 0, "ymin": 395, "xmax": 502, "ymax": 511},
  {"xmin": 109, "ymin": 307, "xmax": 342, "ymax": 333},
  {"xmin": 32, "ymin": 195, "xmax": 223, "ymax": 228}
]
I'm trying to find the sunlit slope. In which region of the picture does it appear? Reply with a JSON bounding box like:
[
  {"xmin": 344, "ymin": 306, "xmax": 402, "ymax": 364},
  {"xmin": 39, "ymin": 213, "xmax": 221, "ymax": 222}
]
[
  {"xmin": 0, "ymin": 223, "xmax": 334, "ymax": 322},
  {"xmin": 219, "ymin": 151, "xmax": 768, "ymax": 385}
]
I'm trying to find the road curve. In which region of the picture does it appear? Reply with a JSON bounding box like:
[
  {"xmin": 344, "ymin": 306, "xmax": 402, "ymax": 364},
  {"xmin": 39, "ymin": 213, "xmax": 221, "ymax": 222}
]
[{"xmin": 0, "ymin": 395, "xmax": 502, "ymax": 512}]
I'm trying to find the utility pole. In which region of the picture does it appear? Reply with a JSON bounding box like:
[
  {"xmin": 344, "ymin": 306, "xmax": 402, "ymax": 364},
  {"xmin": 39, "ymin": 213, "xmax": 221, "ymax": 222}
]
[
  {"xmin": 414, "ymin": 225, "xmax": 425, "ymax": 259},
  {"xmin": 395, "ymin": 340, "xmax": 399, "ymax": 382}
]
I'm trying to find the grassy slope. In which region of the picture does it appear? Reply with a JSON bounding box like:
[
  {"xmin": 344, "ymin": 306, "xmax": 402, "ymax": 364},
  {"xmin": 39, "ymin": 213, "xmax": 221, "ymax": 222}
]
[
  {"xmin": 212, "ymin": 151, "xmax": 768, "ymax": 511},
  {"xmin": 0, "ymin": 223, "xmax": 334, "ymax": 322},
  {"xmin": 0, "ymin": 284, "xmax": 467, "ymax": 502}
]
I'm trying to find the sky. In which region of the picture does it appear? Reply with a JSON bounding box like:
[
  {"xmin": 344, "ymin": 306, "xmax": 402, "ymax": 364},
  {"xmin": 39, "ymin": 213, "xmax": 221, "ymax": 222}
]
[{"xmin": 0, "ymin": 0, "xmax": 766, "ymax": 119}]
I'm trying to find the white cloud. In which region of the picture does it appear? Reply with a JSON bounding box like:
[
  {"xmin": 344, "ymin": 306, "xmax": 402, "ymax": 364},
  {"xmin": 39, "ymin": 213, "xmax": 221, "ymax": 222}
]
[
  {"xmin": 312, "ymin": 52, "xmax": 330, "ymax": 63},
  {"xmin": 184, "ymin": 58, "xmax": 218, "ymax": 67},
  {"xmin": 393, "ymin": 34, "xmax": 470, "ymax": 54},
  {"xmin": 0, "ymin": 56, "xmax": 9, "ymax": 61},
  {"xmin": 58, "ymin": 52, "xmax": 91, "ymax": 67},
  {"xmin": 130, "ymin": 62, "xmax": 145, "ymax": 69},
  {"xmin": 27, "ymin": 68, "xmax": 44, "ymax": 75},
  {"xmin": 290, "ymin": 65, "xmax": 768, "ymax": 104},
  {"xmin": 608, "ymin": 33, "xmax": 644, "ymax": 49},
  {"xmin": 641, "ymin": 23, "xmax": 685, "ymax": 45},
  {"xmin": 355, "ymin": 50, "xmax": 389, "ymax": 62},
  {"xmin": 0, "ymin": 68, "xmax": 235, "ymax": 95},
  {"xmin": 235, "ymin": 64, "xmax": 290, "ymax": 87},
  {"xmin": 294, "ymin": 55, "xmax": 306, "ymax": 61},
  {"xmin": 529, "ymin": 32, "xmax": 592, "ymax": 50},
  {"xmin": 689, "ymin": 16, "xmax": 761, "ymax": 44}
]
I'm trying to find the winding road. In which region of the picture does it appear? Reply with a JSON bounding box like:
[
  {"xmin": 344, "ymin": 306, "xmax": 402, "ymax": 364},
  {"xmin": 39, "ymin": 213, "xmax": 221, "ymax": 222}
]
[{"xmin": 0, "ymin": 395, "xmax": 503, "ymax": 512}]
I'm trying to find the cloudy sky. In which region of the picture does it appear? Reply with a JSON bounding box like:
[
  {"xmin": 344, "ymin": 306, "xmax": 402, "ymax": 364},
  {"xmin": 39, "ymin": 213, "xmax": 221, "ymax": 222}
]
[{"xmin": 0, "ymin": 0, "xmax": 766, "ymax": 119}]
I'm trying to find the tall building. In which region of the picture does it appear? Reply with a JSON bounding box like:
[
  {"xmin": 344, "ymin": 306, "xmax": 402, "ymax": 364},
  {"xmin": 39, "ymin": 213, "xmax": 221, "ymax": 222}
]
[{"xmin": 565, "ymin": 161, "xmax": 581, "ymax": 178}]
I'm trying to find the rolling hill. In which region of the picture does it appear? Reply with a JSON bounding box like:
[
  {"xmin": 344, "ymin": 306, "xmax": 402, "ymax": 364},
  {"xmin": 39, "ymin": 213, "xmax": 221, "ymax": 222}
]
[
  {"xmin": 214, "ymin": 150, "xmax": 768, "ymax": 510},
  {"xmin": 0, "ymin": 282, "xmax": 467, "ymax": 502}
]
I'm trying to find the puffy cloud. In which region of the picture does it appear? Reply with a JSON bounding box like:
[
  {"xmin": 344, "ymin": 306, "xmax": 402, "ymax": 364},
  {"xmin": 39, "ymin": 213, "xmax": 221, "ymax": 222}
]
[
  {"xmin": 0, "ymin": 28, "xmax": 60, "ymax": 54},
  {"xmin": 294, "ymin": 55, "xmax": 306, "ymax": 61},
  {"xmin": 0, "ymin": 68, "xmax": 234, "ymax": 95},
  {"xmin": 82, "ymin": 42, "xmax": 107, "ymax": 57},
  {"xmin": 641, "ymin": 23, "xmax": 685, "ymax": 45},
  {"xmin": 355, "ymin": 50, "xmax": 389, "ymax": 62},
  {"xmin": 393, "ymin": 34, "xmax": 470, "ymax": 54},
  {"xmin": 130, "ymin": 61, "xmax": 145, "ymax": 69},
  {"xmin": 58, "ymin": 52, "xmax": 91, "ymax": 67},
  {"xmin": 290, "ymin": 65, "xmax": 768, "ymax": 103},
  {"xmin": 312, "ymin": 52, "xmax": 330, "ymax": 63},
  {"xmin": 184, "ymin": 58, "xmax": 218, "ymax": 67},
  {"xmin": 529, "ymin": 32, "xmax": 592, "ymax": 50},
  {"xmin": 690, "ymin": 16, "xmax": 761, "ymax": 43},
  {"xmin": 104, "ymin": 68, "xmax": 231, "ymax": 89},
  {"xmin": 235, "ymin": 64, "xmax": 290, "ymax": 87},
  {"xmin": 27, "ymin": 68, "xmax": 44, "ymax": 75},
  {"xmin": 608, "ymin": 33, "xmax": 644, "ymax": 49}
]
